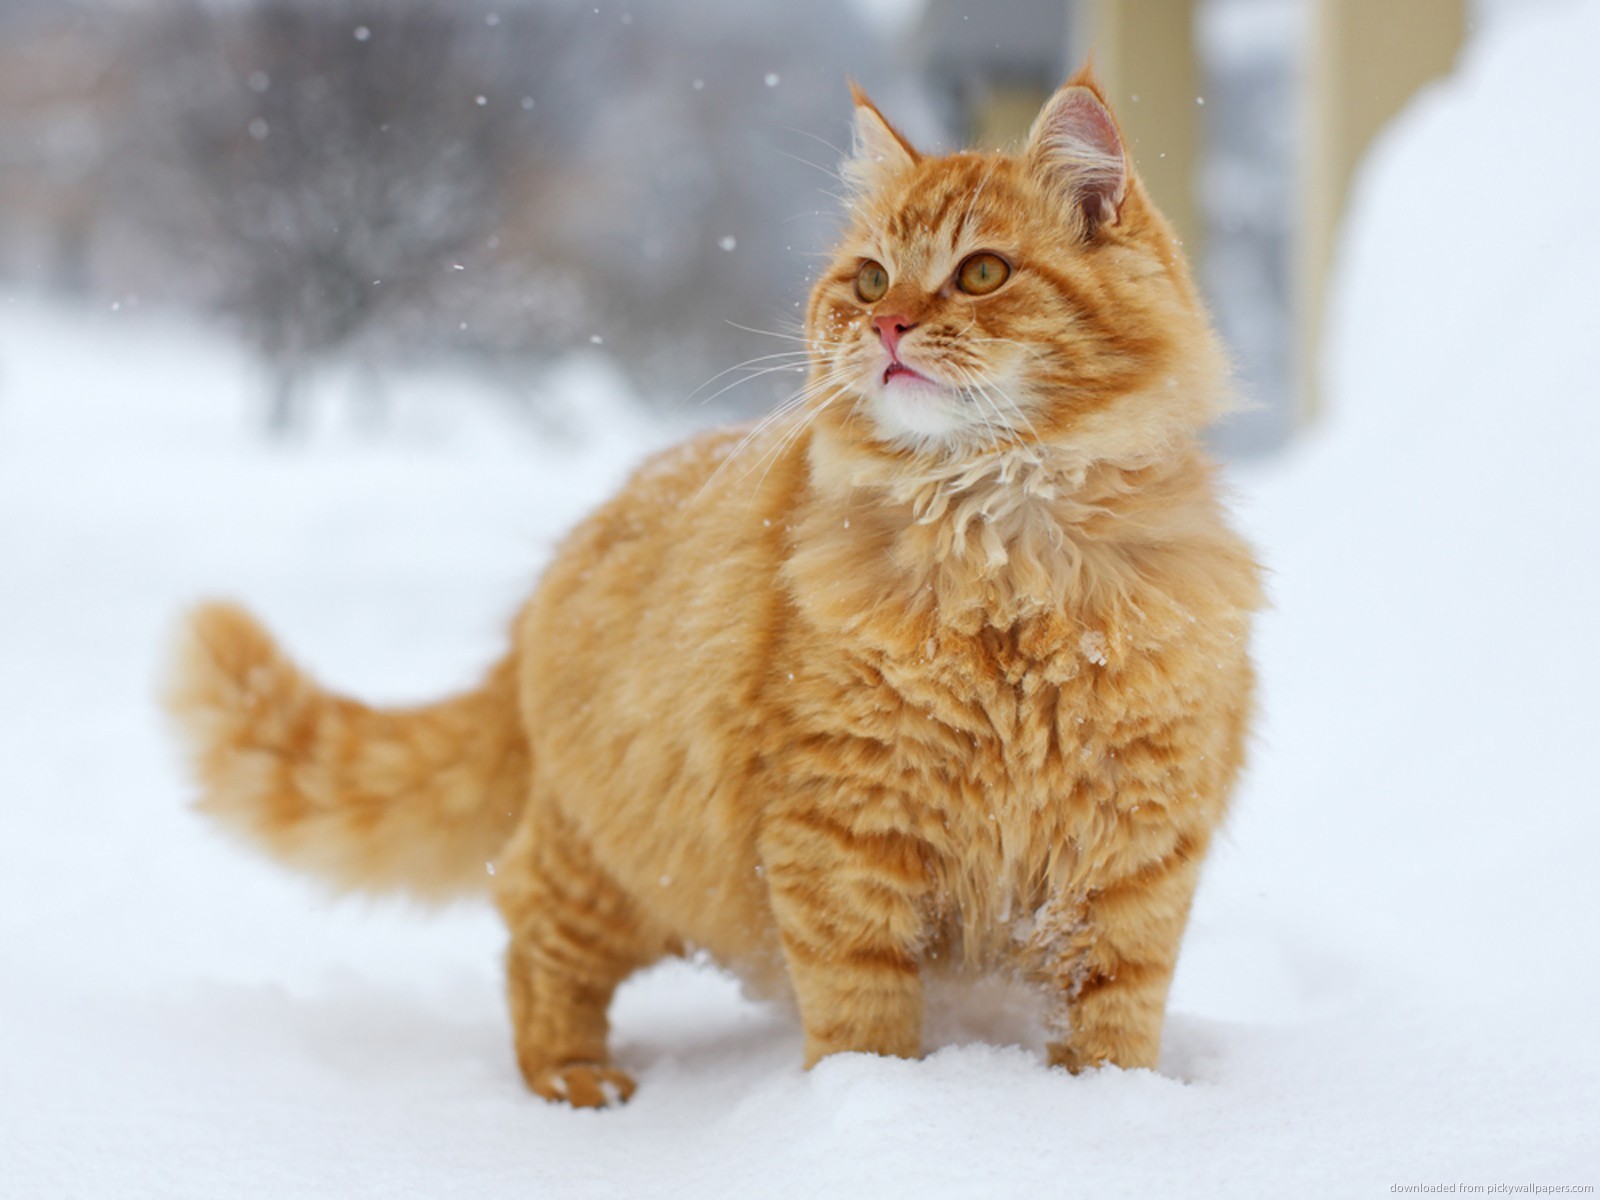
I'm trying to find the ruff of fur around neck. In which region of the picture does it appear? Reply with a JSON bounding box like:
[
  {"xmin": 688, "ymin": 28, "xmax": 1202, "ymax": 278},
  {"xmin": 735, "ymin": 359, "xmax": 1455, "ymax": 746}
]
[{"xmin": 795, "ymin": 429, "xmax": 1232, "ymax": 643}]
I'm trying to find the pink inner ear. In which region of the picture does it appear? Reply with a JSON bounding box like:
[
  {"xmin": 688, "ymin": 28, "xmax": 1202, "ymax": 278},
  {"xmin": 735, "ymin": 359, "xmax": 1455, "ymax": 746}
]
[
  {"xmin": 1033, "ymin": 87, "xmax": 1128, "ymax": 228},
  {"xmin": 1053, "ymin": 89, "xmax": 1121, "ymax": 153}
]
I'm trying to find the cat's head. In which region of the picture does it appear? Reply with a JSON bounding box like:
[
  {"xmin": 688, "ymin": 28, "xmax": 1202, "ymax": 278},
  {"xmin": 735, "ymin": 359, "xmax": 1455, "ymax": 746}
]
[{"xmin": 805, "ymin": 69, "xmax": 1228, "ymax": 471}]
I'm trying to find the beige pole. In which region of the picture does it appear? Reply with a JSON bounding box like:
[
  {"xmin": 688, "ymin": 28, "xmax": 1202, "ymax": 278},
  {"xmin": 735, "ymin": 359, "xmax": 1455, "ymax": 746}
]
[{"xmin": 1298, "ymin": 0, "xmax": 1464, "ymax": 421}]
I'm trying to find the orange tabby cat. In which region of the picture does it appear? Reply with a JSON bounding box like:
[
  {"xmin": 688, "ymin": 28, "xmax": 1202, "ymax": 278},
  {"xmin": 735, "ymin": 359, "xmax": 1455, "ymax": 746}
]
[{"xmin": 167, "ymin": 70, "xmax": 1260, "ymax": 1109}]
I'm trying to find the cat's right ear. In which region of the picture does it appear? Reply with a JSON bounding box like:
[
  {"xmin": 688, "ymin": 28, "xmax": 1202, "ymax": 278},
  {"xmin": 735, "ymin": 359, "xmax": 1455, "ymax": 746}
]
[
  {"xmin": 843, "ymin": 84, "xmax": 918, "ymax": 196},
  {"xmin": 1024, "ymin": 76, "xmax": 1129, "ymax": 237}
]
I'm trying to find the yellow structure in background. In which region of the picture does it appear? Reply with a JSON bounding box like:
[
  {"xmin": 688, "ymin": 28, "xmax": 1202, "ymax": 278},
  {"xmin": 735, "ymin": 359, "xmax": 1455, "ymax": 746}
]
[
  {"xmin": 956, "ymin": 0, "xmax": 1202, "ymax": 257},
  {"xmin": 970, "ymin": 84, "xmax": 1055, "ymax": 155},
  {"xmin": 1299, "ymin": 0, "xmax": 1464, "ymax": 417},
  {"xmin": 1069, "ymin": 0, "xmax": 1464, "ymax": 426},
  {"xmin": 1076, "ymin": 0, "xmax": 1203, "ymax": 259}
]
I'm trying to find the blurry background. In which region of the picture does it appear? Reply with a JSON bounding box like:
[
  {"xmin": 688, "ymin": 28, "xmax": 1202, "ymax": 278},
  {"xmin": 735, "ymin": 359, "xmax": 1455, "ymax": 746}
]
[{"xmin": 0, "ymin": 0, "xmax": 1539, "ymax": 455}]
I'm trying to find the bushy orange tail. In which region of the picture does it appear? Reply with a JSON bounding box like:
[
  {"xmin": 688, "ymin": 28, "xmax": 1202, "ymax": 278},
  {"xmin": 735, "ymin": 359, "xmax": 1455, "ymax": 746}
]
[{"xmin": 164, "ymin": 602, "xmax": 528, "ymax": 900}]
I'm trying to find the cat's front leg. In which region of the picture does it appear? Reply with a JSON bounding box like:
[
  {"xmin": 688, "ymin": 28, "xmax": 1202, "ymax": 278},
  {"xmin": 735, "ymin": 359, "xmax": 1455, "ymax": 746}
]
[
  {"xmin": 1032, "ymin": 832, "xmax": 1207, "ymax": 1073},
  {"xmin": 758, "ymin": 800, "xmax": 931, "ymax": 1066}
]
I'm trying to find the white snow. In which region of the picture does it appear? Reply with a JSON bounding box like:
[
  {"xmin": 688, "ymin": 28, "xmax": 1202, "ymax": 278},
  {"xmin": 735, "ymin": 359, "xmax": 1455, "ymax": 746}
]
[
  {"xmin": 3, "ymin": 4, "xmax": 1599, "ymax": 1194},
  {"xmin": 1079, "ymin": 630, "xmax": 1109, "ymax": 667}
]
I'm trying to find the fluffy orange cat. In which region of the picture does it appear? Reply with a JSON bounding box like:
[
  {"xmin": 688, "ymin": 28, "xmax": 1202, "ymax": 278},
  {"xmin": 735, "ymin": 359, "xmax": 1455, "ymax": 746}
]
[{"xmin": 167, "ymin": 70, "xmax": 1260, "ymax": 1109}]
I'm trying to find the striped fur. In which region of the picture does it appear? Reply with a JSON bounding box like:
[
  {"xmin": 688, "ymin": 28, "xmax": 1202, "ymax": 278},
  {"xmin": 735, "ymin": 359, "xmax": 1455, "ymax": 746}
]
[{"xmin": 166, "ymin": 68, "xmax": 1260, "ymax": 1107}]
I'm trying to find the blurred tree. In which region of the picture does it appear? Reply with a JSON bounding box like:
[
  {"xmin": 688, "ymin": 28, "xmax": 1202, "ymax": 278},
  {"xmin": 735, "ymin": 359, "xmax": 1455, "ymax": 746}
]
[
  {"xmin": 0, "ymin": 0, "xmax": 121, "ymax": 296},
  {"xmin": 91, "ymin": 0, "xmax": 917, "ymax": 431},
  {"xmin": 119, "ymin": 0, "xmax": 587, "ymax": 431}
]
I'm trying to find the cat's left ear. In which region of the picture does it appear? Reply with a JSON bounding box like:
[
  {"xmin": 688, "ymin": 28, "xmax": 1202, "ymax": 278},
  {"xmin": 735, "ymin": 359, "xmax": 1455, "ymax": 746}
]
[
  {"xmin": 1024, "ymin": 78, "xmax": 1129, "ymax": 235},
  {"xmin": 843, "ymin": 84, "xmax": 918, "ymax": 195}
]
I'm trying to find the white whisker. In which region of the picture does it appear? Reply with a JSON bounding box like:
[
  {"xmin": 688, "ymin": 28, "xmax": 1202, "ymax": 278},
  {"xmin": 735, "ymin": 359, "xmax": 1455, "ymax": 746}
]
[
  {"xmin": 685, "ymin": 350, "xmax": 816, "ymax": 403},
  {"xmin": 950, "ymin": 365, "xmax": 1011, "ymax": 452},
  {"xmin": 745, "ymin": 379, "xmax": 855, "ymax": 504},
  {"xmin": 774, "ymin": 149, "xmax": 846, "ymax": 185},
  {"xmin": 724, "ymin": 320, "xmax": 831, "ymax": 347},
  {"xmin": 692, "ymin": 359, "xmax": 813, "ymax": 410},
  {"xmin": 975, "ymin": 373, "xmax": 1045, "ymax": 447},
  {"xmin": 693, "ymin": 365, "xmax": 861, "ymax": 504}
]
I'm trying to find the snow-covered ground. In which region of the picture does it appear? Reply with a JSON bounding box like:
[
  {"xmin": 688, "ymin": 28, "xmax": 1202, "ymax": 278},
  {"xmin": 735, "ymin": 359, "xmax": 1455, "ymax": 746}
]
[{"xmin": 3, "ymin": 5, "xmax": 1598, "ymax": 1196}]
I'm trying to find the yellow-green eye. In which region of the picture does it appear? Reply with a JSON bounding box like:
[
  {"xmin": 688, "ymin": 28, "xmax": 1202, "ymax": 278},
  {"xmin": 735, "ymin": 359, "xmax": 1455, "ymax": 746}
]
[
  {"xmin": 957, "ymin": 252, "xmax": 1010, "ymax": 296},
  {"xmin": 855, "ymin": 260, "xmax": 889, "ymax": 303}
]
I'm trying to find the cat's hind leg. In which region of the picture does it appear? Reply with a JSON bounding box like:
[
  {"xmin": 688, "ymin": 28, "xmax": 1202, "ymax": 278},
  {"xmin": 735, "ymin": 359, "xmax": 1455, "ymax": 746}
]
[{"xmin": 492, "ymin": 802, "xmax": 662, "ymax": 1108}]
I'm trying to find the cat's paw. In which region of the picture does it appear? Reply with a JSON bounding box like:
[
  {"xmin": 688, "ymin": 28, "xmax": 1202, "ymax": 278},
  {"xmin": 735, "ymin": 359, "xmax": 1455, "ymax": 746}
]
[
  {"xmin": 1047, "ymin": 1042, "xmax": 1104, "ymax": 1075},
  {"xmin": 1048, "ymin": 1038, "xmax": 1156, "ymax": 1075},
  {"xmin": 527, "ymin": 1062, "xmax": 637, "ymax": 1109}
]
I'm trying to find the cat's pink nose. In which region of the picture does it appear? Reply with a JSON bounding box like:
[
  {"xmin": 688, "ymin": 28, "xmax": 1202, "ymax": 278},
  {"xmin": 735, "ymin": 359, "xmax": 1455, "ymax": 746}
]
[{"xmin": 873, "ymin": 314, "xmax": 915, "ymax": 357}]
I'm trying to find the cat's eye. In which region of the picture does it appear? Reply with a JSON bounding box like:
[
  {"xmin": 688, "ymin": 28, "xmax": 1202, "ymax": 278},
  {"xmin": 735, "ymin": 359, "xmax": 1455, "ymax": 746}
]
[
  {"xmin": 956, "ymin": 252, "xmax": 1010, "ymax": 296},
  {"xmin": 855, "ymin": 260, "xmax": 889, "ymax": 303}
]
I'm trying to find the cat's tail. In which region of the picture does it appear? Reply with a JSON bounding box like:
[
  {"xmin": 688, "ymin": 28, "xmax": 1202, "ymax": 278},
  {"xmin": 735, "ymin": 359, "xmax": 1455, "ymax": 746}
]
[{"xmin": 164, "ymin": 602, "xmax": 528, "ymax": 900}]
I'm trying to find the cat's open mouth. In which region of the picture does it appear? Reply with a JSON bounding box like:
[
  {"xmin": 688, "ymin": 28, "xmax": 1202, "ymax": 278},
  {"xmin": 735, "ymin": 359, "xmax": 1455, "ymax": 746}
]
[{"xmin": 883, "ymin": 361, "xmax": 934, "ymax": 387}]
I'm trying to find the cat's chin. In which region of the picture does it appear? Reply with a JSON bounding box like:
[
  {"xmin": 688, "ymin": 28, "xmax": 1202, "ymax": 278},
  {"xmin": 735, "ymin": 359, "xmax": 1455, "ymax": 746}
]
[{"xmin": 866, "ymin": 377, "xmax": 983, "ymax": 446}]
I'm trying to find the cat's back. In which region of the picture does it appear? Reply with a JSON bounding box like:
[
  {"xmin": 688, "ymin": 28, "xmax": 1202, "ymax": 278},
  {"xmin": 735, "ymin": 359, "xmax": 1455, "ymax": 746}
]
[{"xmin": 526, "ymin": 420, "xmax": 800, "ymax": 621}]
